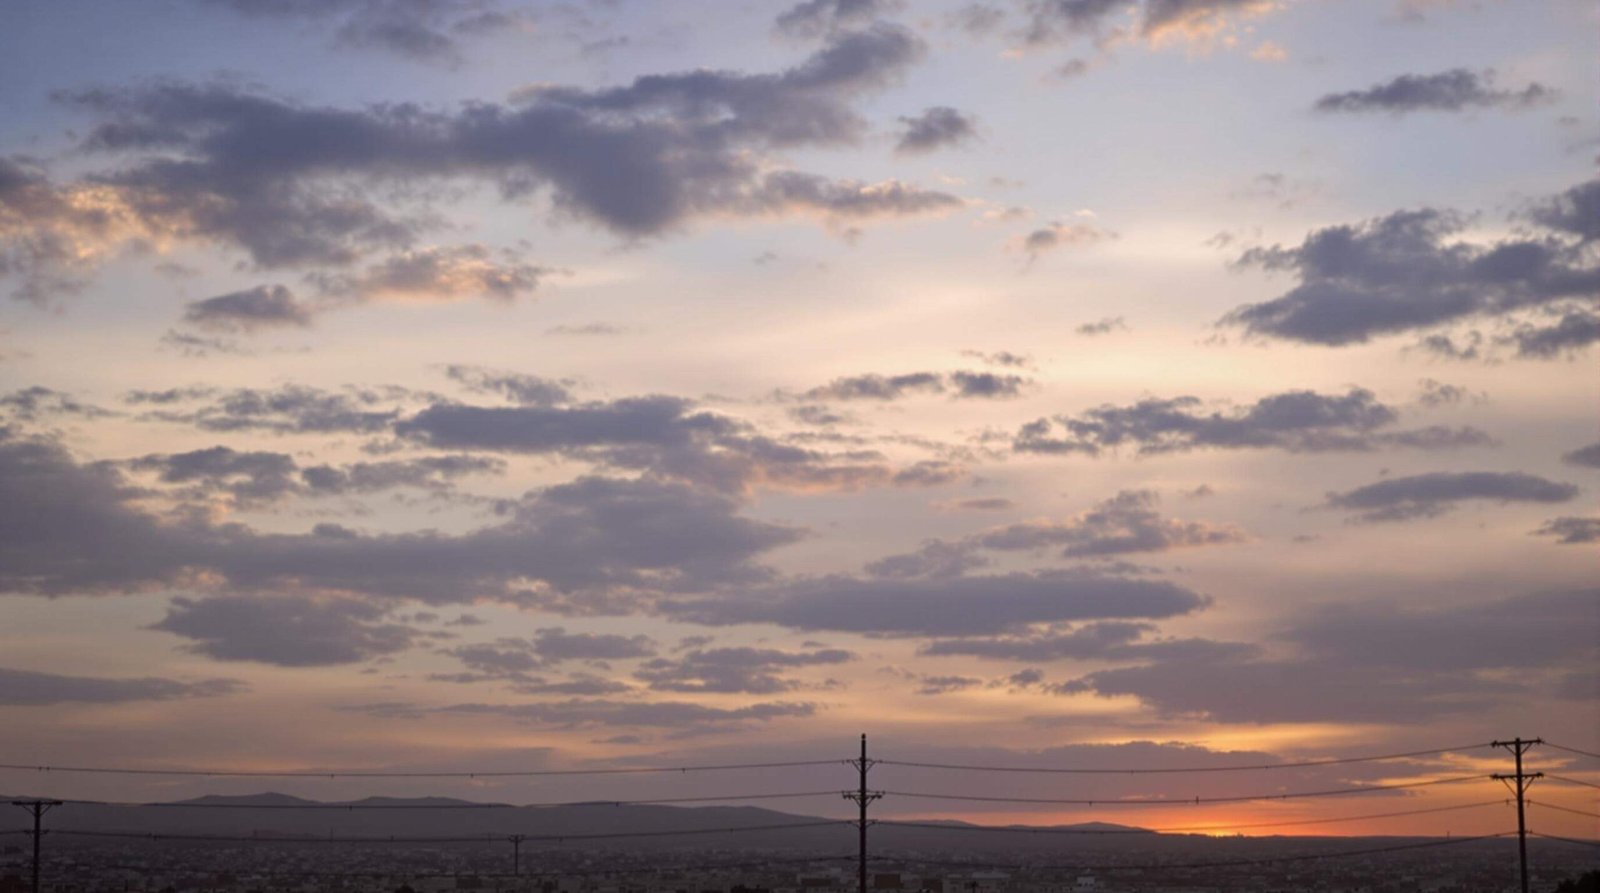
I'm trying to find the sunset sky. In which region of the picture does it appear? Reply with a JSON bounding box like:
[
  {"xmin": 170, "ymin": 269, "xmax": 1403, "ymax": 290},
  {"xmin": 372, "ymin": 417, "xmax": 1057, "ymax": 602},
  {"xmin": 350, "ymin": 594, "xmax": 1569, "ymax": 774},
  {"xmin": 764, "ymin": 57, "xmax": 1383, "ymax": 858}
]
[{"xmin": 1, "ymin": 0, "xmax": 1596, "ymax": 840}]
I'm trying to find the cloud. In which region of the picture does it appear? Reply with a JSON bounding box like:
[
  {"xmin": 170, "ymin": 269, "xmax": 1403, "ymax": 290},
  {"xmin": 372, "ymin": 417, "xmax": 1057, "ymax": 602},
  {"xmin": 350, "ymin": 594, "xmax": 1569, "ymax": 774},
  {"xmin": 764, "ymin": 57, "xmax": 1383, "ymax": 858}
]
[
  {"xmin": 1061, "ymin": 589, "xmax": 1598, "ymax": 722},
  {"xmin": 1076, "ymin": 316, "xmax": 1126, "ymax": 336},
  {"xmin": 444, "ymin": 364, "xmax": 572, "ymax": 406},
  {"xmin": 1503, "ymin": 309, "xmax": 1600, "ymax": 358},
  {"xmin": 666, "ymin": 571, "xmax": 1205, "ymax": 637},
  {"xmin": 1324, "ymin": 471, "xmax": 1579, "ymax": 523},
  {"xmin": 1, "ymin": 386, "xmax": 115, "ymax": 422},
  {"xmin": 0, "ymin": 666, "xmax": 244, "ymax": 705},
  {"xmin": 1013, "ymin": 387, "xmax": 1491, "ymax": 456},
  {"xmin": 310, "ymin": 245, "xmax": 552, "ymax": 304},
  {"xmin": 1019, "ymin": 222, "xmax": 1114, "ymax": 261},
  {"xmin": 921, "ymin": 620, "xmax": 1156, "ymax": 661},
  {"xmin": 436, "ymin": 698, "xmax": 817, "ymax": 729},
  {"xmin": 1532, "ymin": 516, "xmax": 1600, "ymax": 545},
  {"xmin": 0, "ymin": 428, "xmax": 800, "ymax": 607},
  {"xmin": 183, "ymin": 285, "xmax": 313, "ymax": 332},
  {"xmin": 776, "ymin": 0, "xmax": 900, "ymax": 38},
  {"xmin": 139, "ymin": 385, "xmax": 403, "ymax": 434},
  {"xmin": 151, "ymin": 594, "xmax": 426, "ymax": 666},
  {"xmin": 894, "ymin": 107, "xmax": 978, "ymax": 155},
  {"xmin": 44, "ymin": 25, "xmax": 940, "ymax": 273},
  {"xmin": 194, "ymin": 0, "xmax": 530, "ymax": 64},
  {"xmin": 634, "ymin": 646, "xmax": 854, "ymax": 693},
  {"xmin": 973, "ymin": 490, "xmax": 1249, "ymax": 558},
  {"xmin": 1220, "ymin": 183, "xmax": 1600, "ymax": 348},
  {"xmin": 129, "ymin": 445, "xmax": 301, "ymax": 505},
  {"xmin": 530, "ymin": 627, "xmax": 659, "ymax": 662},
  {"xmin": 395, "ymin": 395, "xmax": 937, "ymax": 494},
  {"xmin": 959, "ymin": 349, "xmax": 1033, "ymax": 369},
  {"xmin": 1562, "ymin": 442, "xmax": 1600, "ymax": 469},
  {"xmin": 1527, "ymin": 179, "xmax": 1600, "ymax": 244},
  {"xmin": 1313, "ymin": 69, "xmax": 1555, "ymax": 114},
  {"xmin": 802, "ymin": 370, "xmax": 1028, "ymax": 401},
  {"xmin": 1018, "ymin": 0, "xmax": 1274, "ymax": 48}
]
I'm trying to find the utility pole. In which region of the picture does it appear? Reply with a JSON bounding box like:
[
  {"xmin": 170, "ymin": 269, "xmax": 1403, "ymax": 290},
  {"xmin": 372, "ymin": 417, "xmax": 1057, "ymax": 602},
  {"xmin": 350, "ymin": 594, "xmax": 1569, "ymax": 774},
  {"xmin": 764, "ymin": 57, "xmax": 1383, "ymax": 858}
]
[
  {"xmin": 843, "ymin": 733, "xmax": 881, "ymax": 893},
  {"xmin": 10, "ymin": 799, "xmax": 62, "ymax": 893},
  {"xmin": 1491, "ymin": 737, "xmax": 1543, "ymax": 893},
  {"xmin": 508, "ymin": 834, "xmax": 525, "ymax": 879}
]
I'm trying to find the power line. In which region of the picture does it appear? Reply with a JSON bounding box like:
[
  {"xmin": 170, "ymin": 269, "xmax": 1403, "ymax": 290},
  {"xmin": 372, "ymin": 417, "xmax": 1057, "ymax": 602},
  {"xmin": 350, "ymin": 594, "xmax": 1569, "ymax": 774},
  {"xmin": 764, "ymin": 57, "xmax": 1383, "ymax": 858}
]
[
  {"xmin": 1543, "ymin": 741, "xmax": 1600, "ymax": 761},
  {"xmin": 48, "ymin": 790, "xmax": 850, "ymax": 810},
  {"xmin": 1530, "ymin": 831, "xmax": 1600, "ymax": 850},
  {"xmin": 1545, "ymin": 773, "xmax": 1600, "ymax": 790},
  {"xmin": 868, "ymin": 832, "xmax": 1515, "ymax": 873},
  {"xmin": 1528, "ymin": 801, "xmax": 1600, "ymax": 820},
  {"xmin": 879, "ymin": 774, "xmax": 1494, "ymax": 806},
  {"xmin": 0, "ymin": 758, "xmax": 847, "ymax": 779},
  {"xmin": 876, "ymin": 799, "xmax": 1511, "ymax": 836},
  {"xmin": 49, "ymin": 819, "xmax": 852, "ymax": 845},
  {"xmin": 875, "ymin": 742, "xmax": 1494, "ymax": 775}
]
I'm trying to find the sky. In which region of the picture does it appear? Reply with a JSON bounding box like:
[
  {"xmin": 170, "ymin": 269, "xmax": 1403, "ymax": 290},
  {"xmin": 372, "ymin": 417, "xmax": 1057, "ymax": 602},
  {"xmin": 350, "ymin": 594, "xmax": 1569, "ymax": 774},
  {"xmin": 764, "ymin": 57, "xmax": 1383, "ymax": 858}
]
[{"xmin": 0, "ymin": 0, "xmax": 1596, "ymax": 840}]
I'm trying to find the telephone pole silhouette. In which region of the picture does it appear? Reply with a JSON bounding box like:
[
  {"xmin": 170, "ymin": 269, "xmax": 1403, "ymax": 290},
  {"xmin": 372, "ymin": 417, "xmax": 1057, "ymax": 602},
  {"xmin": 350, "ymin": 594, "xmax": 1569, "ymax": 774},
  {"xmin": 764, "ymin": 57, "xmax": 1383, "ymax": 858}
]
[
  {"xmin": 843, "ymin": 734, "xmax": 881, "ymax": 893},
  {"xmin": 508, "ymin": 833, "xmax": 525, "ymax": 877},
  {"xmin": 1491, "ymin": 737, "xmax": 1542, "ymax": 893},
  {"xmin": 11, "ymin": 799, "xmax": 62, "ymax": 893}
]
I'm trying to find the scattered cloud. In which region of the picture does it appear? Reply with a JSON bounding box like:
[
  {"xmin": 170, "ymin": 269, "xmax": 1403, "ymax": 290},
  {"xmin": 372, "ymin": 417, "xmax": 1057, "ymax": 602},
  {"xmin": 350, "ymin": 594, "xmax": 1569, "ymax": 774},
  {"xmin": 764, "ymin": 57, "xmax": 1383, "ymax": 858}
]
[
  {"xmin": 1531, "ymin": 516, "xmax": 1600, "ymax": 545},
  {"xmin": 1324, "ymin": 471, "xmax": 1579, "ymax": 523},
  {"xmin": 1019, "ymin": 222, "xmax": 1115, "ymax": 262},
  {"xmin": 1076, "ymin": 316, "xmax": 1126, "ymax": 336},
  {"xmin": 895, "ymin": 107, "xmax": 978, "ymax": 155},
  {"xmin": 635, "ymin": 646, "xmax": 854, "ymax": 693},
  {"xmin": 0, "ymin": 666, "xmax": 244, "ymax": 705},
  {"xmin": 1313, "ymin": 69, "xmax": 1555, "ymax": 114},
  {"xmin": 183, "ymin": 285, "xmax": 313, "ymax": 332},
  {"xmin": 152, "ymin": 594, "xmax": 426, "ymax": 666}
]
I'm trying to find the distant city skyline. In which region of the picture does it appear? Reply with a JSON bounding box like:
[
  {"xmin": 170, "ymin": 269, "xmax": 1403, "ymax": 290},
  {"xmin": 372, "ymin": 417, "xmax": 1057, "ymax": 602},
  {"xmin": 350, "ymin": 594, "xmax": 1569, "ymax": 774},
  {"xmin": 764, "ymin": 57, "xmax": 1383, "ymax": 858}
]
[{"xmin": 0, "ymin": 0, "xmax": 1595, "ymax": 843}]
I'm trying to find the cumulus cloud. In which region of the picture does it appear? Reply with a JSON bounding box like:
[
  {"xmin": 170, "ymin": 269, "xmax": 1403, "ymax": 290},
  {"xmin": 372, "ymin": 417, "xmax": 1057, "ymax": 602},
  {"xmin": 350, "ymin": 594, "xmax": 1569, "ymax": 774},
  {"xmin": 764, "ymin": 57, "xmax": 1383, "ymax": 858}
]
[
  {"xmin": 666, "ymin": 571, "xmax": 1205, "ymax": 637},
  {"xmin": 1, "ymin": 386, "xmax": 115, "ymax": 422},
  {"xmin": 1531, "ymin": 516, "xmax": 1600, "ymax": 545},
  {"xmin": 152, "ymin": 594, "xmax": 426, "ymax": 666},
  {"xmin": 0, "ymin": 428, "xmax": 800, "ymax": 608},
  {"xmin": 310, "ymin": 245, "xmax": 552, "ymax": 304},
  {"xmin": 444, "ymin": 365, "xmax": 572, "ymax": 406},
  {"xmin": 776, "ymin": 0, "xmax": 900, "ymax": 39},
  {"xmin": 1019, "ymin": 0, "xmax": 1275, "ymax": 48},
  {"xmin": 0, "ymin": 666, "xmax": 244, "ymax": 705},
  {"xmin": 436, "ymin": 698, "xmax": 817, "ymax": 729},
  {"xmin": 138, "ymin": 385, "xmax": 404, "ymax": 434},
  {"xmin": 1019, "ymin": 222, "xmax": 1114, "ymax": 262},
  {"xmin": 1562, "ymin": 442, "xmax": 1600, "ymax": 468},
  {"xmin": 1220, "ymin": 181, "xmax": 1600, "ymax": 349},
  {"xmin": 802, "ymin": 369, "xmax": 1028, "ymax": 401},
  {"xmin": 194, "ymin": 0, "xmax": 530, "ymax": 64},
  {"xmin": 1324, "ymin": 471, "xmax": 1579, "ymax": 523},
  {"xmin": 872, "ymin": 491, "xmax": 1246, "ymax": 577},
  {"xmin": 183, "ymin": 285, "xmax": 313, "ymax": 332},
  {"xmin": 894, "ymin": 107, "xmax": 978, "ymax": 155},
  {"xmin": 1013, "ymin": 387, "xmax": 1491, "ymax": 456},
  {"xmin": 1060, "ymin": 589, "xmax": 1598, "ymax": 722},
  {"xmin": 1076, "ymin": 316, "xmax": 1127, "ymax": 336},
  {"xmin": 1313, "ymin": 69, "xmax": 1555, "ymax": 114},
  {"xmin": 634, "ymin": 646, "xmax": 854, "ymax": 693}
]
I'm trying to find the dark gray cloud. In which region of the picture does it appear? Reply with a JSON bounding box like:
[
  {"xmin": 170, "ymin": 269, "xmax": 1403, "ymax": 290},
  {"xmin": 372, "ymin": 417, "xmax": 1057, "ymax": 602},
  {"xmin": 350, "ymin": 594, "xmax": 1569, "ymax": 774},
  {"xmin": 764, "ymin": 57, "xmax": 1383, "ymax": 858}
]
[
  {"xmin": 1, "ymin": 386, "xmax": 115, "ymax": 422},
  {"xmin": 894, "ymin": 107, "xmax": 978, "ymax": 155},
  {"xmin": 973, "ymin": 489, "xmax": 1249, "ymax": 557},
  {"xmin": 634, "ymin": 646, "xmax": 854, "ymax": 694},
  {"xmin": 1324, "ymin": 471, "xmax": 1579, "ymax": 523},
  {"xmin": 0, "ymin": 428, "xmax": 800, "ymax": 607},
  {"xmin": 1563, "ymin": 442, "xmax": 1600, "ymax": 468},
  {"xmin": 802, "ymin": 369, "xmax": 1027, "ymax": 401},
  {"xmin": 921, "ymin": 620, "xmax": 1155, "ymax": 661},
  {"xmin": 959, "ymin": 349, "xmax": 1033, "ymax": 369},
  {"xmin": 194, "ymin": 0, "xmax": 530, "ymax": 64},
  {"xmin": 1415, "ymin": 377, "xmax": 1471, "ymax": 408},
  {"xmin": 948, "ymin": 497, "xmax": 1016, "ymax": 511},
  {"xmin": 1527, "ymin": 179, "xmax": 1600, "ymax": 244},
  {"xmin": 183, "ymin": 285, "xmax": 313, "ymax": 332},
  {"xmin": 1013, "ymin": 387, "xmax": 1490, "ymax": 456},
  {"xmin": 444, "ymin": 365, "xmax": 572, "ymax": 406},
  {"xmin": 530, "ymin": 627, "xmax": 659, "ymax": 662},
  {"xmin": 1020, "ymin": 222, "xmax": 1114, "ymax": 261},
  {"xmin": 0, "ymin": 666, "xmax": 244, "ymax": 705},
  {"xmin": 1019, "ymin": 0, "xmax": 1265, "ymax": 45},
  {"xmin": 1076, "ymin": 316, "xmax": 1126, "ymax": 336},
  {"xmin": 776, "ymin": 0, "xmax": 900, "ymax": 38},
  {"xmin": 152, "ymin": 594, "xmax": 426, "ymax": 666},
  {"xmin": 397, "ymin": 395, "xmax": 953, "ymax": 494},
  {"xmin": 667, "ymin": 571, "xmax": 1205, "ymax": 637},
  {"xmin": 873, "ymin": 490, "xmax": 1246, "ymax": 575},
  {"xmin": 130, "ymin": 445, "xmax": 300, "ymax": 505},
  {"xmin": 1062, "ymin": 589, "xmax": 1598, "ymax": 722},
  {"xmin": 38, "ymin": 25, "xmax": 945, "ymax": 293},
  {"xmin": 1220, "ymin": 185, "xmax": 1600, "ymax": 348},
  {"xmin": 436, "ymin": 698, "xmax": 817, "ymax": 729},
  {"xmin": 309, "ymin": 245, "xmax": 551, "ymax": 303},
  {"xmin": 1313, "ymin": 69, "xmax": 1555, "ymax": 114},
  {"xmin": 1503, "ymin": 309, "xmax": 1600, "ymax": 358},
  {"xmin": 141, "ymin": 385, "xmax": 403, "ymax": 434},
  {"xmin": 1532, "ymin": 516, "xmax": 1600, "ymax": 545}
]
